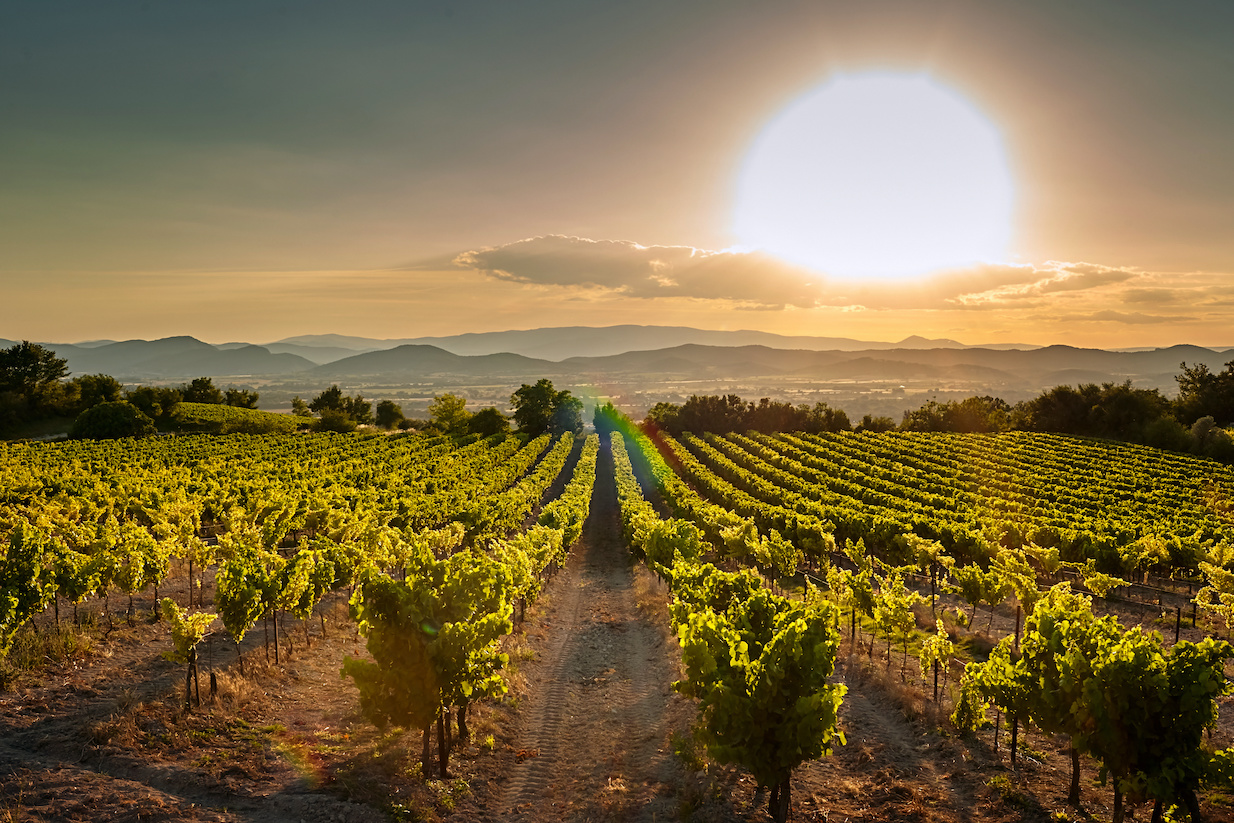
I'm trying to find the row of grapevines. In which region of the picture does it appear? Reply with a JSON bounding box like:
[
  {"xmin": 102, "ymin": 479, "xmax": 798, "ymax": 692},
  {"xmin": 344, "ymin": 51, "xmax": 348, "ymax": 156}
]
[
  {"xmin": 344, "ymin": 433, "xmax": 600, "ymax": 776},
  {"xmin": 610, "ymin": 431, "xmax": 844, "ymax": 823}
]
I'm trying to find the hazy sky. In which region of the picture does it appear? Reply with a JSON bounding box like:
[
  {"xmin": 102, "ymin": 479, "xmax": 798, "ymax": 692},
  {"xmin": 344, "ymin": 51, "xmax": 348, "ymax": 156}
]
[{"xmin": 2, "ymin": 0, "xmax": 1232, "ymax": 346}]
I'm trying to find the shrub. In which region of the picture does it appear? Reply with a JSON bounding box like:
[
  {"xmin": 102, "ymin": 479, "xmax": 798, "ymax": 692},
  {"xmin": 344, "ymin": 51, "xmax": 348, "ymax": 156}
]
[
  {"xmin": 71, "ymin": 401, "xmax": 156, "ymax": 440},
  {"xmin": 314, "ymin": 408, "xmax": 357, "ymax": 433}
]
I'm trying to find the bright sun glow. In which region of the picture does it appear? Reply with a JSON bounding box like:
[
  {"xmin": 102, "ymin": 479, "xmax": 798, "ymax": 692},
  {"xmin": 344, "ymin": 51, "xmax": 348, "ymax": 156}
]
[{"xmin": 734, "ymin": 73, "xmax": 1014, "ymax": 281}]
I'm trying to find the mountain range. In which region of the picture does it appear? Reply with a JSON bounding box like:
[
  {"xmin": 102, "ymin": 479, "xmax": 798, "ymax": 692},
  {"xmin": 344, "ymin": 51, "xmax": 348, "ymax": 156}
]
[
  {"xmin": 3, "ymin": 328, "xmax": 1231, "ymax": 396},
  {"xmin": 267, "ymin": 326, "xmax": 1037, "ymax": 361}
]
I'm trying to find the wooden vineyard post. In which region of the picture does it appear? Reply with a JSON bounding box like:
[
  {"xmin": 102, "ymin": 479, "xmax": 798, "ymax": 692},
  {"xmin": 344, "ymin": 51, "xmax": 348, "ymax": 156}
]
[
  {"xmin": 1010, "ymin": 717, "xmax": 1018, "ymax": 768},
  {"xmin": 1176, "ymin": 606, "xmax": 1181, "ymax": 643}
]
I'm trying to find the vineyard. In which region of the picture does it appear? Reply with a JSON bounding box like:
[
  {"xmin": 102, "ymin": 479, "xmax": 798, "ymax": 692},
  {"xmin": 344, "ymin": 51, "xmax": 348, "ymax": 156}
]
[{"xmin": 2, "ymin": 424, "xmax": 1234, "ymax": 822}]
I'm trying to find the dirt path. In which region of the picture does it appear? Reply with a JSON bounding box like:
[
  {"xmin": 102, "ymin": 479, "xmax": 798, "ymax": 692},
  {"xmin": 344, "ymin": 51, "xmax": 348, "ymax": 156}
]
[{"xmin": 483, "ymin": 441, "xmax": 690, "ymax": 822}]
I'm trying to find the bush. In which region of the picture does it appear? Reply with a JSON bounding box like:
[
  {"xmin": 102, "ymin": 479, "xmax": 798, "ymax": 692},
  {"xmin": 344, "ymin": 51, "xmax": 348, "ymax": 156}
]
[
  {"xmin": 314, "ymin": 408, "xmax": 357, "ymax": 433},
  {"xmin": 71, "ymin": 401, "xmax": 156, "ymax": 440},
  {"xmin": 170, "ymin": 402, "xmax": 300, "ymax": 434}
]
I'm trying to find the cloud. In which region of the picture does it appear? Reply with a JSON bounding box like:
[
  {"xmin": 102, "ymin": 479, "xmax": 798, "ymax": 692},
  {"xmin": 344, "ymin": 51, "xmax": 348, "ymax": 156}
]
[
  {"xmin": 447, "ymin": 235, "xmax": 1201, "ymax": 314},
  {"xmin": 453, "ymin": 235, "xmax": 823, "ymax": 308},
  {"xmin": 1086, "ymin": 310, "xmax": 1196, "ymax": 324},
  {"xmin": 1122, "ymin": 287, "xmax": 1181, "ymax": 304},
  {"xmin": 953, "ymin": 262, "xmax": 1139, "ymax": 305}
]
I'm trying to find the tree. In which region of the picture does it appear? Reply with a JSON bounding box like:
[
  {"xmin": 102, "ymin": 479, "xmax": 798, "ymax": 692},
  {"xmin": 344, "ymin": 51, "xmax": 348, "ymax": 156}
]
[
  {"xmin": 745, "ymin": 398, "xmax": 807, "ymax": 433},
  {"xmin": 1176, "ymin": 360, "xmax": 1234, "ymax": 426},
  {"xmin": 181, "ymin": 377, "xmax": 224, "ymax": 404},
  {"xmin": 856, "ymin": 414, "xmax": 896, "ymax": 433},
  {"xmin": 348, "ymin": 394, "xmax": 373, "ymax": 425},
  {"xmin": 0, "ymin": 341, "xmax": 69, "ymax": 413},
  {"xmin": 428, "ymin": 393, "xmax": 471, "ymax": 434},
  {"xmin": 46, "ymin": 373, "xmax": 124, "ymax": 417},
  {"xmin": 309, "ymin": 385, "xmax": 372, "ymax": 425},
  {"xmin": 309, "ymin": 385, "xmax": 345, "ymax": 413},
  {"xmin": 468, "ymin": 407, "xmax": 509, "ymax": 436},
  {"xmin": 510, "ymin": 379, "xmax": 556, "ymax": 435},
  {"xmin": 314, "ymin": 409, "xmax": 357, "ymax": 433},
  {"xmin": 549, "ymin": 392, "xmax": 583, "ymax": 435},
  {"xmin": 806, "ymin": 401, "xmax": 852, "ymax": 433},
  {"xmin": 375, "ymin": 399, "xmax": 405, "ymax": 430},
  {"xmin": 71, "ymin": 401, "xmax": 156, "ymax": 440},
  {"xmin": 643, "ymin": 401, "xmax": 681, "ymax": 432},
  {"xmin": 126, "ymin": 385, "xmax": 183, "ymax": 422},
  {"xmin": 290, "ymin": 395, "xmax": 312, "ymax": 417},
  {"xmin": 1012, "ymin": 381, "xmax": 1171, "ymax": 440},
  {"xmin": 0, "ymin": 340, "xmax": 68, "ymax": 424},
  {"xmin": 510, "ymin": 379, "xmax": 580, "ymax": 435},
  {"xmin": 901, "ymin": 396, "xmax": 1011, "ymax": 432},
  {"xmin": 224, "ymin": 388, "xmax": 259, "ymax": 408},
  {"xmin": 675, "ymin": 394, "xmax": 749, "ymax": 434}
]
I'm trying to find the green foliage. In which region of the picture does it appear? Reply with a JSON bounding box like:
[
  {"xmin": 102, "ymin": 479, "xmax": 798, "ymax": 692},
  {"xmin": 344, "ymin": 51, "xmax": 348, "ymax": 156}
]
[
  {"xmin": 375, "ymin": 399, "xmax": 404, "ymax": 430},
  {"xmin": 224, "ymin": 388, "xmax": 259, "ymax": 409},
  {"xmin": 48, "ymin": 373, "xmax": 125, "ymax": 417},
  {"xmin": 0, "ymin": 521, "xmax": 53, "ymax": 653},
  {"xmin": 314, "ymin": 408, "xmax": 358, "ymax": 432},
  {"xmin": 948, "ymin": 563, "xmax": 1009, "ymax": 630},
  {"xmin": 428, "ymin": 393, "xmax": 471, "ymax": 434},
  {"xmin": 537, "ymin": 433, "xmax": 599, "ymax": 545},
  {"xmin": 181, "ymin": 377, "xmax": 225, "ymax": 405},
  {"xmin": 467, "ymin": 407, "xmax": 510, "ymax": 437},
  {"xmin": 1196, "ymin": 560, "xmax": 1234, "ymax": 636},
  {"xmin": 0, "ymin": 341, "xmax": 69, "ymax": 429},
  {"xmin": 71, "ymin": 401, "xmax": 156, "ymax": 440},
  {"xmin": 171, "ymin": 402, "xmax": 299, "ymax": 434},
  {"xmin": 1176, "ymin": 360, "xmax": 1234, "ymax": 427},
  {"xmin": 671, "ymin": 564, "xmax": 846, "ymax": 793},
  {"xmin": 214, "ymin": 534, "xmax": 279, "ymax": 647},
  {"xmin": 309, "ymin": 385, "xmax": 373, "ymax": 425},
  {"xmin": 160, "ymin": 598, "xmax": 217, "ymax": 663},
  {"xmin": 901, "ymin": 396, "xmax": 1010, "ymax": 433},
  {"xmin": 510, "ymin": 379, "xmax": 581, "ymax": 435},
  {"xmin": 344, "ymin": 543, "xmax": 513, "ymax": 731},
  {"xmin": 918, "ymin": 620, "xmax": 955, "ymax": 690},
  {"xmin": 872, "ymin": 571, "xmax": 924, "ymax": 665},
  {"xmin": 125, "ymin": 385, "xmax": 183, "ymax": 423}
]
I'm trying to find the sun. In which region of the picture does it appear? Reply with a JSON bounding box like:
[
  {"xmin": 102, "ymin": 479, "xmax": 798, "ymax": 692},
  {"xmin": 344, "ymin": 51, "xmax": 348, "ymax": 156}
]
[{"xmin": 733, "ymin": 73, "xmax": 1015, "ymax": 281}]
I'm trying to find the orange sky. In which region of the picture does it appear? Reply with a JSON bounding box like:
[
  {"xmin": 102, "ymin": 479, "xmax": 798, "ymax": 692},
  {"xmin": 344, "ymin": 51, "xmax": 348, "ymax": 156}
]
[{"xmin": 2, "ymin": 1, "xmax": 1232, "ymax": 348}]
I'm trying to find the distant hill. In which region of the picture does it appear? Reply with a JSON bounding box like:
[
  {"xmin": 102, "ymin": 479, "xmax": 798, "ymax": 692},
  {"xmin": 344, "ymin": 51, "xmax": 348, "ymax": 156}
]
[
  {"xmin": 4, "ymin": 329, "xmax": 1232, "ymax": 396},
  {"xmin": 307, "ymin": 345, "xmax": 561, "ymax": 380},
  {"xmin": 272, "ymin": 325, "xmax": 1039, "ymax": 361},
  {"xmin": 42, "ymin": 337, "xmax": 315, "ymax": 380}
]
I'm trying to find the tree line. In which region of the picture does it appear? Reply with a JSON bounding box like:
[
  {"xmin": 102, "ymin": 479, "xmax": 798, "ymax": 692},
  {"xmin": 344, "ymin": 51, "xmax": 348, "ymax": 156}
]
[
  {"xmin": 0, "ymin": 342, "xmax": 264, "ymax": 438},
  {"xmin": 292, "ymin": 377, "xmax": 583, "ymax": 438},
  {"xmin": 642, "ymin": 360, "xmax": 1234, "ymax": 461},
  {"xmin": 1, "ymin": 342, "xmax": 586, "ymax": 442}
]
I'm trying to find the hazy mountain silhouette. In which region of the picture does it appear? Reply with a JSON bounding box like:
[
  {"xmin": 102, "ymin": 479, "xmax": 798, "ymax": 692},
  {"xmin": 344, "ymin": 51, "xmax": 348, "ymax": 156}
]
[
  {"xmin": 272, "ymin": 325, "xmax": 1036, "ymax": 361},
  {"xmin": 42, "ymin": 337, "xmax": 314, "ymax": 379},
  {"xmin": 6, "ymin": 331, "xmax": 1231, "ymax": 394}
]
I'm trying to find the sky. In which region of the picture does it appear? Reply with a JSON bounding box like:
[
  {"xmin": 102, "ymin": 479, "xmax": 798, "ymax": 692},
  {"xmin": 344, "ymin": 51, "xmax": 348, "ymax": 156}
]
[{"xmin": 2, "ymin": 0, "xmax": 1232, "ymax": 347}]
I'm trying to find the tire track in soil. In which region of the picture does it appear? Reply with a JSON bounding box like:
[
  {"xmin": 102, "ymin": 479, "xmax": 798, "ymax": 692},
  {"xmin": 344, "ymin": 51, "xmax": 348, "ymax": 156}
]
[
  {"xmin": 496, "ymin": 442, "xmax": 683, "ymax": 823},
  {"xmin": 790, "ymin": 659, "xmax": 983, "ymax": 823}
]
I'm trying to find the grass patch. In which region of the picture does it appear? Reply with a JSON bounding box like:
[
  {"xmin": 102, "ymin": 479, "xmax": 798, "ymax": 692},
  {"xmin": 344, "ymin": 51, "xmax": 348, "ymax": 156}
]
[
  {"xmin": 670, "ymin": 728, "xmax": 707, "ymax": 772},
  {"xmin": 0, "ymin": 621, "xmax": 95, "ymax": 688},
  {"xmin": 986, "ymin": 775, "xmax": 1029, "ymax": 809}
]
